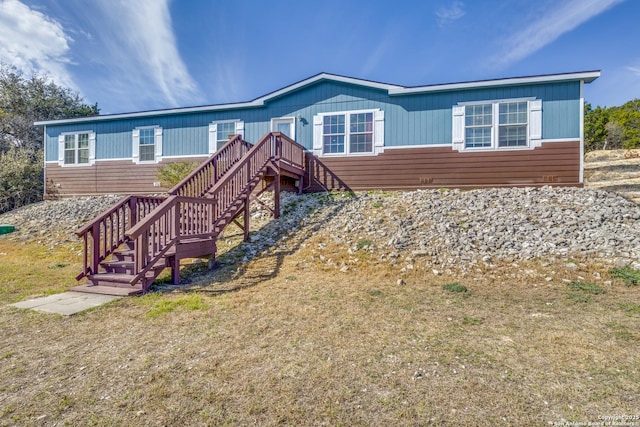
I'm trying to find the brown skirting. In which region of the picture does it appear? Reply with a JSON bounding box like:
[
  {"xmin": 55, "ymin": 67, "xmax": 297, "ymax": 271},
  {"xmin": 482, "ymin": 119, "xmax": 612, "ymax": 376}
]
[
  {"xmin": 46, "ymin": 141, "xmax": 582, "ymax": 196},
  {"xmin": 45, "ymin": 157, "xmax": 209, "ymax": 197},
  {"xmin": 303, "ymin": 141, "xmax": 581, "ymax": 192}
]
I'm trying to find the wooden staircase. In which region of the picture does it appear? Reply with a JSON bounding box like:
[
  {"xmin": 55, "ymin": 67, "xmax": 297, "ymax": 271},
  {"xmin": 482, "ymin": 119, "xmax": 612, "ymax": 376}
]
[{"xmin": 72, "ymin": 132, "xmax": 306, "ymax": 296}]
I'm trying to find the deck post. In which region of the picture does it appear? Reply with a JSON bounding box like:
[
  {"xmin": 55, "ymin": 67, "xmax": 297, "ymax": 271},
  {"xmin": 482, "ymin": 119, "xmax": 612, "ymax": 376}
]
[
  {"xmin": 91, "ymin": 223, "xmax": 100, "ymax": 275},
  {"xmin": 129, "ymin": 196, "xmax": 138, "ymax": 228},
  {"xmin": 243, "ymin": 198, "xmax": 250, "ymax": 242},
  {"xmin": 274, "ymin": 171, "xmax": 281, "ymax": 219},
  {"xmin": 171, "ymin": 255, "xmax": 180, "ymax": 285}
]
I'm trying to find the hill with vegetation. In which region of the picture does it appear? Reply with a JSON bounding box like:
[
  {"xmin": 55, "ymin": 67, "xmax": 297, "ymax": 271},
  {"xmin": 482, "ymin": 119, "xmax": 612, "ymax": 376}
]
[{"xmin": 585, "ymin": 99, "xmax": 640, "ymax": 151}]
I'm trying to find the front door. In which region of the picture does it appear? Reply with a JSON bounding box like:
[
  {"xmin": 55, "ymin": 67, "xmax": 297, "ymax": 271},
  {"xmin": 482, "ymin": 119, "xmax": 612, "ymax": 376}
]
[{"xmin": 271, "ymin": 117, "xmax": 295, "ymax": 140}]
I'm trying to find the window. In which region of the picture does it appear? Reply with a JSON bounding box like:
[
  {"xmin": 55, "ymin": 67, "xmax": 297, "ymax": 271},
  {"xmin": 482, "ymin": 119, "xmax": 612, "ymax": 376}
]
[
  {"xmin": 323, "ymin": 114, "xmax": 345, "ymax": 154},
  {"xmin": 349, "ymin": 112, "xmax": 373, "ymax": 153},
  {"xmin": 58, "ymin": 131, "xmax": 95, "ymax": 166},
  {"xmin": 453, "ymin": 99, "xmax": 541, "ymax": 151},
  {"xmin": 64, "ymin": 133, "xmax": 89, "ymax": 164},
  {"xmin": 216, "ymin": 122, "xmax": 236, "ymax": 150},
  {"xmin": 132, "ymin": 126, "xmax": 162, "ymax": 163},
  {"xmin": 138, "ymin": 128, "xmax": 156, "ymax": 161},
  {"xmin": 314, "ymin": 109, "xmax": 382, "ymax": 156},
  {"xmin": 465, "ymin": 104, "xmax": 492, "ymax": 148},
  {"xmin": 208, "ymin": 120, "xmax": 244, "ymax": 154},
  {"xmin": 498, "ymin": 101, "xmax": 528, "ymax": 147}
]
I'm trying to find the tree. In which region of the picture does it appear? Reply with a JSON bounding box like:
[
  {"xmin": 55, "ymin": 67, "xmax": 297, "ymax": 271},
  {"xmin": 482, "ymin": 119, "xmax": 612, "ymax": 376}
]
[
  {"xmin": 584, "ymin": 102, "xmax": 609, "ymax": 151},
  {"xmin": 584, "ymin": 99, "xmax": 640, "ymax": 152},
  {"xmin": 0, "ymin": 148, "xmax": 44, "ymax": 213},
  {"xmin": 609, "ymin": 100, "xmax": 640, "ymax": 149},
  {"xmin": 605, "ymin": 121, "xmax": 624, "ymax": 150},
  {"xmin": 0, "ymin": 64, "xmax": 99, "ymax": 213}
]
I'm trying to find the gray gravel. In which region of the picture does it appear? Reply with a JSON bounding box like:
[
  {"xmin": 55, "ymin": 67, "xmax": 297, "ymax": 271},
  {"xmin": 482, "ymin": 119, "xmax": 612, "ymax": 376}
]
[
  {"xmin": 2, "ymin": 187, "xmax": 639, "ymax": 272},
  {"xmin": 0, "ymin": 195, "xmax": 124, "ymax": 246},
  {"xmin": 244, "ymin": 187, "xmax": 640, "ymax": 272}
]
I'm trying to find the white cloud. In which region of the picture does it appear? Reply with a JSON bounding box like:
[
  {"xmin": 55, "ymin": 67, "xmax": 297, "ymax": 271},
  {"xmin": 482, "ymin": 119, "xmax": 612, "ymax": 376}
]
[
  {"xmin": 627, "ymin": 65, "xmax": 640, "ymax": 78},
  {"xmin": 436, "ymin": 1, "xmax": 465, "ymax": 27},
  {"xmin": 491, "ymin": 0, "xmax": 624, "ymax": 69},
  {"xmin": 90, "ymin": 0, "xmax": 201, "ymax": 108},
  {"xmin": 0, "ymin": 0, "xmax": 76, "ymax": 89},
  {"xmin": 361, "ymin": 38, "xmax": 392, "ymax": 76}
]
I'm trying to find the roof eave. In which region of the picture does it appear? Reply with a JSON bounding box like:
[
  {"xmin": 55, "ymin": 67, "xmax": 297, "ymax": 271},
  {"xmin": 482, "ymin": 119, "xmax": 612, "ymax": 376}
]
[
  {"xmin": 34, "ymin": 72, "xmax": 402, "ymax": 126},
  {"xmin": 388, "ymin": 71, "xmax": 601, "ymax": 96},
  {"xmin": 34, "ymin": 70, "xmax": 601, "ymax": 126}
]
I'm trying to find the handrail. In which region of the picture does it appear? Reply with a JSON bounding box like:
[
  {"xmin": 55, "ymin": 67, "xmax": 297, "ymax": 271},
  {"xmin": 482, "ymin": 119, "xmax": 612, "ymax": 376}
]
[
  {"xmin": 273, "ymin": 132, "xmax": 305, "ymax": 170},
  {"xmin": 169, "ymin": 134, "xmax": 253, "ymax": 198},
  {"xmin": 75, "ymin": 195, "xmax": 166, "ymax": 279},
  {"xmin": 126, "ymin": 195, "xmax": 219, "ymax": 282}
]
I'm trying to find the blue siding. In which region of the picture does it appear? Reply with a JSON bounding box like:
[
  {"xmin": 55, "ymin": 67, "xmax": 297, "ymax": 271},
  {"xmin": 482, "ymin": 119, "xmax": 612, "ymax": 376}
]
[{"xmin": 44, "ymin": 80, "xmax": 582, "ymax": 162}]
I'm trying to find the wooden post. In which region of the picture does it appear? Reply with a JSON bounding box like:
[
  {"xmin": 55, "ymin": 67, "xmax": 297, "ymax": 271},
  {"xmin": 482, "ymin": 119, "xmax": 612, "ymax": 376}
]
[
  {"xmin": 171, "ymin": 255, "xmax": 180, "ymax": 285},
  {"xmin": 129, "ymin": 196, "xmax": 138, "ymax": 228},
  {"xmin": 274, "ymin": 171, "xmax": 281, "ymax": 219},
  {"xmin": 243, "ymin": 198, "xmax": 250, "ymax": 242},
  {"xmin": 91, "ymin": 223, "xmax": 100, "ymax": 275}
]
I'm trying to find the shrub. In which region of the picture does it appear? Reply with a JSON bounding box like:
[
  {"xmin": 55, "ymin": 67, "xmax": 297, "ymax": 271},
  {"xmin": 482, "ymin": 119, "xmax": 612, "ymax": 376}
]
[
  {"xmin": 0, "ymin": 148, "xmax": 43, "ymax": 214},
  {"xmin": 609, "ymin": 266, "xmax": 640, "ymax": 286},
  {"xmin": 442, "ymin": 283, "xmax": 468, "ymax": 293},
  {"xmin": 156, "ymin": 161, "xmax": 199, "ymax": 189},
  {"xmin": 568, "ymin": 281, "xmax": 606, "ymax": 295}
]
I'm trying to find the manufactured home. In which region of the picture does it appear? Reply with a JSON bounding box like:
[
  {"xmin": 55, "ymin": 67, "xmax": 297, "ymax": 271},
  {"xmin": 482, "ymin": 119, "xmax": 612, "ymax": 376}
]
[
  {"xmin": 36, "ymin": 71, "xmax": 601, "ymax": 294},
  {"xmin": 36, "ymin": 71, "xmax": 600, "ymax": 196}
]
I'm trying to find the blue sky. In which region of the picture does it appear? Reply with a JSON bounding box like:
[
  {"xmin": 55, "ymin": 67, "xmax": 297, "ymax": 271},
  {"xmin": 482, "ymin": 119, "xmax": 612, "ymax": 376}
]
[{"xmin": 0, "ymin": 0, "xmax": 637, "ymax": 114}]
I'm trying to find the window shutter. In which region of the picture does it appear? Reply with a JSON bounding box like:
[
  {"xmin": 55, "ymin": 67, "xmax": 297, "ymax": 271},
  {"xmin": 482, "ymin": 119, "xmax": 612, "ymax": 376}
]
[
  {"xmin": 58, "ymin": 135, "xmax": 65, "ymax": 165},
  {"xmin": 529, "ymin": 99, "xmax": 542, "ymax": 147},
  {"xmin": 374, "ymin": 110, "xmax": 384, "ymax": 154},
  {"xmin": 132, "ymin": 128, "xmax": 140, "ymax": 163},
  {"xmin": 312, "ymin": 115, "xmax": 323, "ymax": 156},
  {"xmin": 208, "ymin": 123, "xmax": 217, "ymax": 154},
  {"xmin": 235, "ymin": 121, "xmax": 244, "ymax": 139},
  {"xmin": 154, "ymin": 127, "xmax": 163, "ymax": 162},
  {"xmin": 88, "ymin": 132, "xmax": 96, "ymax": 165},
  {"xmin": 452, "ymin": 106, "xmax": 465, "ymax": 149}
]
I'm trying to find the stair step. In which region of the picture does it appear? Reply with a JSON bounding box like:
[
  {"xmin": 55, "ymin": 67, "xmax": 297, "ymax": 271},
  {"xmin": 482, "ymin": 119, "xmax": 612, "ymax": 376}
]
[
  {"xmin": 100, "ymin": 260, "xmax": 135, "ymax": 274},
  {"xmin": 71, "ymin": 283, "xmax": 143, "ymax": 296},
  {"xmin": 89, "ymin": 273, "xmax": 138, "ymax": 284},
  {"xmin": 101, "ymin": 260, "xmax": 134, "ymax": 267},
  {"xmin": 113, "ymin": 249, "xmax": 134, "ymax": 261}
]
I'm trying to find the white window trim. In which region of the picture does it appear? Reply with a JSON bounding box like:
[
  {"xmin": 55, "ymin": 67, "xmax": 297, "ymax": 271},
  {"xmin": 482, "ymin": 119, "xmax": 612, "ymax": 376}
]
[
  {"xmin": 208, "ymin": 120, "xmax": 244, "ymax": 154},
  {"xmin": 132, "ymin": 126, "xmax": 162, "ymax": 164},
  {"xmin": 58, "ymin": 131, "xmax": 96, "ymax": 167},
  {"xmin": 313, "ymin": 108, "xmax": 384, "ymax": 157},
  {"xmin": 452, "ymin": 98, "xmax": 542, "ymax": 152}
]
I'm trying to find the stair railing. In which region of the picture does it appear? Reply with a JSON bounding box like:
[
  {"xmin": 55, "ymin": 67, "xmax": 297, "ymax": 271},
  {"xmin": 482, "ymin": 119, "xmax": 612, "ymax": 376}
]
[
  {"xmin": 169, "ymin": 134, "xmax": 253, "ymax": 198},
  {"xmin": 273, "ymin": 132, "xmax": 305, "ymax": 171},
  {"xmin": 125, "ymin": 195, "xmax": 219, "ymax": 282},
  {"xmin": 125, "ymin": 132, "xmax": 294, "ymax": 285},
  {"xmin": 75, "ymin": 195, "xmax": 166, "ymax": 279},
  {"xmin": 88, "ymin": 132, "xmax": 306, "ymax": 287}
]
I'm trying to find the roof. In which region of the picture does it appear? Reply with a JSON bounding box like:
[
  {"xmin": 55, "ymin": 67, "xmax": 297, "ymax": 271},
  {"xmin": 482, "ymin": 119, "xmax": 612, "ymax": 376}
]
[{"xmin": 35, "ymin": 70, "xmax": 601, "ymax": 126}]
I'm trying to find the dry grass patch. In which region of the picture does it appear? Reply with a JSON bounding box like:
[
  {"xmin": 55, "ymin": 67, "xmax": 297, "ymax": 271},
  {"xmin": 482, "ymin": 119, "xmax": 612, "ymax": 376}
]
[
  {"xmin": 1, "ymin": 251, "xmax": 639, "ymax": 425},
  {"xmin": 0, "ymin": 239, "xmax": 82, "ymax": 303}
]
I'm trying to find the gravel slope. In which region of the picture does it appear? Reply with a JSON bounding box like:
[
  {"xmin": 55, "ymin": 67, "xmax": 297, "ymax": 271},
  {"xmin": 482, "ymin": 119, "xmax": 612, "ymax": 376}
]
[{"xmin": 1, "ymin": 185, "xmax": 639, "ymax": 272}]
